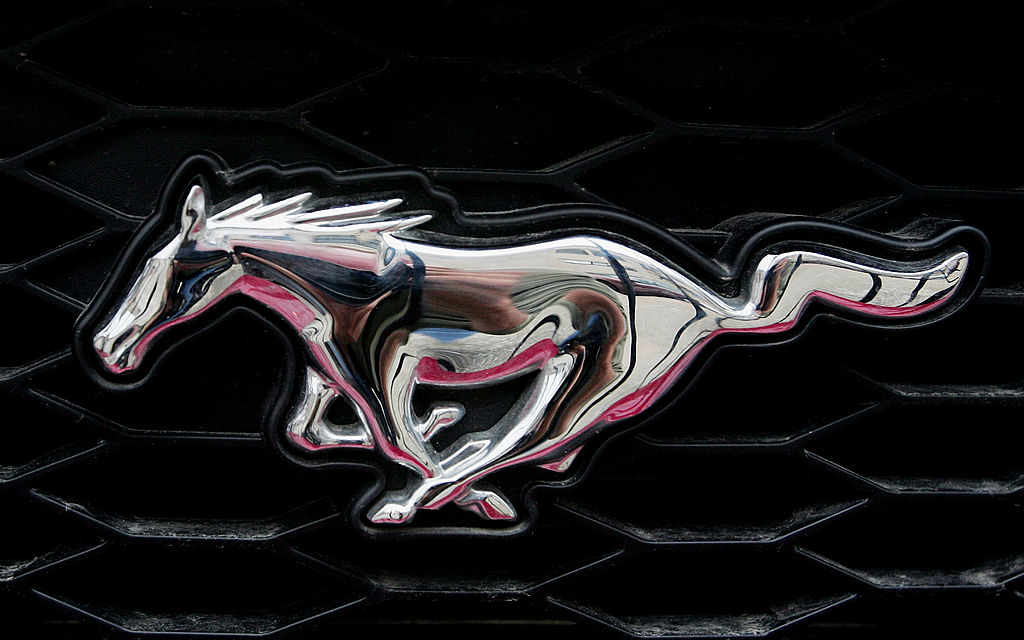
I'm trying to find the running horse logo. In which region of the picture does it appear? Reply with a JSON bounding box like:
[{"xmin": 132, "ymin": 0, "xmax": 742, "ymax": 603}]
[{"xmin": 83, "ymin": 160, "xmax": 976, "ymax": 526}]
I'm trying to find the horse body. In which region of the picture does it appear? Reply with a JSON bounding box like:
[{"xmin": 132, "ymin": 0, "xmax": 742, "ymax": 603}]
[{"xmin": 91, "ymin": 183, "xmax": 970, "ymax": 524}]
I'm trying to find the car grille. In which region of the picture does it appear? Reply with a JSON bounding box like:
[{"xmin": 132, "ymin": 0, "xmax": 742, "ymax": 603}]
[{"xmin": 1, "ymin": 1, "xmax": 1021, "ymax": 637}]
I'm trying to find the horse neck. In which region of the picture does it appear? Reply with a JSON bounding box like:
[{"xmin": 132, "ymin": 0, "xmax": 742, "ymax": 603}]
[
  {"xmin": 216, "ymin": 234, "xmax": 412, "ymax": 338},
  {"xmin": 202, "ymin": 222, "xmax": 391, "ymax": 272},
  {"xmin": 194, "ymin": 229, "xmax": 333, "ymax": 331}
]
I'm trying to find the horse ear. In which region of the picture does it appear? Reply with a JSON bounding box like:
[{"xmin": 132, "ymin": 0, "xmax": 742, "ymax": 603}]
[{"xmin": 180, "ymin": 183, "xmax": 207, "ymax": 239}]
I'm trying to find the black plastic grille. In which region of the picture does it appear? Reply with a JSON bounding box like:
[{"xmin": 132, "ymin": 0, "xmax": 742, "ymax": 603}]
[{"xmin": 1, "ymin": 1, "xmax": 1022, "ymax": 637}]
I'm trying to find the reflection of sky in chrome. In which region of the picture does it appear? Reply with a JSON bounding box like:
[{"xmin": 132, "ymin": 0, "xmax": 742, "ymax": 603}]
[{"xmin": 92, "ymin": 182, "xmax": 969, "ymax": 525}]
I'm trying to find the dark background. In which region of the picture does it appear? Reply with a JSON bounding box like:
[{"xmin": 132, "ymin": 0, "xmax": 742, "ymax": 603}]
[{"xmin": 1, "ymin": 1, "xmax": 1022, "ymax": 637}]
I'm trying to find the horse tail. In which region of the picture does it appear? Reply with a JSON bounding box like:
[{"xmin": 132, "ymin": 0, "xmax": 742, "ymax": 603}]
[{"xmin": 727, "ymin": 249, "xmax": 969, "ymax": 330}]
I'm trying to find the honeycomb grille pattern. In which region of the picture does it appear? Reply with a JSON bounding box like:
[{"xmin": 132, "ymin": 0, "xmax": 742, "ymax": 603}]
[{"xmin": 2, "ymin": 1, "xmax": 1022, "ymax": 637}]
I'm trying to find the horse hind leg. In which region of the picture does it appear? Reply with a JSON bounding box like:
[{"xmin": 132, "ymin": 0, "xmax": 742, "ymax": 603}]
[
  {"xmin": 454, "ymin": 485, "xmax": 517, "ymax": 520},
  {"xmin": 369, "ymin": 473, "xmax": 519, "ymax": 524},
  {"xmin": 368, "ymin": 480, "xmax": 518, "ymax": 524}
]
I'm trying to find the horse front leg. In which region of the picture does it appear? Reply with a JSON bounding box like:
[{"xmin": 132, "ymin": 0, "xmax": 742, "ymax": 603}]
[
  {"xmin": 369, "ymin": 349, "xmax": 578, "ymax": 523},
  {"xmin": 284, "ymin": 365, "xmax": 374, "ymax": 450},
  {"xmin": 366, "ymin": 348, "xmax": 462, "ymax": 524}
]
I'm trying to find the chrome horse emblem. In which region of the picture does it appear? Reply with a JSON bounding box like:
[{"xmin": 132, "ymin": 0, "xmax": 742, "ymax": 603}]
[{"xmin": 82, "ymin": 157, "xmax": 978, "ymax": 527}]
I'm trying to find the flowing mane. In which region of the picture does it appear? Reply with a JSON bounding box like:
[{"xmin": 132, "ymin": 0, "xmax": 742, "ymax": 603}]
[{"xmin": 206, "ymin": 190, "xmax": 434, "ymax": 236}]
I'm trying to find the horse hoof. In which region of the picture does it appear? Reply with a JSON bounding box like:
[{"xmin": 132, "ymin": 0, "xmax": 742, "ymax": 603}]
[
  {"xmin": 455, "ymin": 487, "xmax": 517, "ymax": 521},
  {"xmin": 368, "ymin": 501, "xmax": 415, "ymax": 524}
]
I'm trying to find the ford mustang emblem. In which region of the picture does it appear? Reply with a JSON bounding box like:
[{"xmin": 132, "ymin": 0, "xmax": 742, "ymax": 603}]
[{"xmin": 77, "ymin": 155, "xmax": 983, "ymax": 529}]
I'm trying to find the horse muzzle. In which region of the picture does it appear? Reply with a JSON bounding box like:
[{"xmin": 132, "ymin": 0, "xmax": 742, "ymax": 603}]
[{"xmin": 93, "ymin": 321, "xmax": 145, "ymax": 374}]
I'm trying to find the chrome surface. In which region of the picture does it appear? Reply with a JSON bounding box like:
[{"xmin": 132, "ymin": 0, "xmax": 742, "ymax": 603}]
[{"xmin": 92, "ymin": 183, "xmax": 970, "ymax": 524}]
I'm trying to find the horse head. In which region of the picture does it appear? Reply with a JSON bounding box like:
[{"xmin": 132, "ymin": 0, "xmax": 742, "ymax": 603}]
[
  {"xmin": 92, "ymin": 184, "xmax": 236, "ymax": 373},
  {"xmin": 91, "ymin": 177, "xmax": 433, "ymax": 378}
]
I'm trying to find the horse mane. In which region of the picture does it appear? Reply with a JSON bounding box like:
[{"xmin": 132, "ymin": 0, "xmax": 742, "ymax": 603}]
[{"xmin": 206, "ymin": 190, "xmax": 433, "ymax": 235}]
